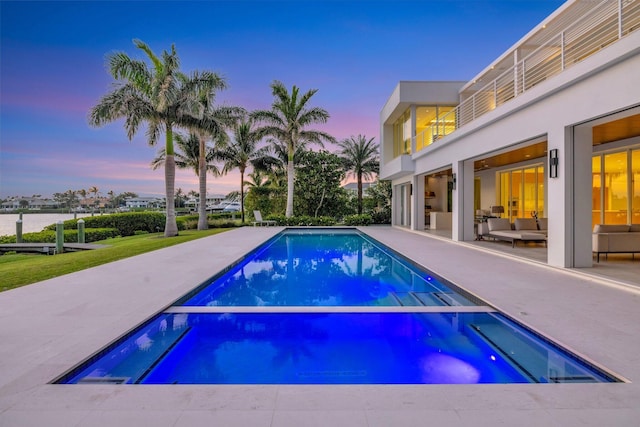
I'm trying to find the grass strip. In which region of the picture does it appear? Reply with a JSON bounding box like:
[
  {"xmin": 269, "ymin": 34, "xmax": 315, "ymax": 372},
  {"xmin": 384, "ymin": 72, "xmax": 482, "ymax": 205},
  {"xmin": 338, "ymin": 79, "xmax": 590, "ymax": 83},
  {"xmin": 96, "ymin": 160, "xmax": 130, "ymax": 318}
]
[{"xmin": 0, "ymin": 228, "xmax": 229, "ymax": 292}]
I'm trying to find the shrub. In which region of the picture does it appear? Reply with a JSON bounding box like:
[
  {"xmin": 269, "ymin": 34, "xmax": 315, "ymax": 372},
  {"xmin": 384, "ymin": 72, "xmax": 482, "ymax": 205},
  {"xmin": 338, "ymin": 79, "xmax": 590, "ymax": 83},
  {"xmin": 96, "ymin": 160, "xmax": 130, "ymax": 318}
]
[
  {"xmin": 44, "ymin": 212, "xmax": 165, "ymax": 236},
  {"xmin": 208, "ymin": 219, "xmax": 240, "ymax": 228},
  {"xmin": 0, "ymin": 228, "xmax": 119, "ymax": 244},
  {"xmin": 269, "ymin": 215, "xmax": 336, "ymax": 226},
  {"xmin": 343, "ymin": 214, "xmax": 373, "ymax": 226}
]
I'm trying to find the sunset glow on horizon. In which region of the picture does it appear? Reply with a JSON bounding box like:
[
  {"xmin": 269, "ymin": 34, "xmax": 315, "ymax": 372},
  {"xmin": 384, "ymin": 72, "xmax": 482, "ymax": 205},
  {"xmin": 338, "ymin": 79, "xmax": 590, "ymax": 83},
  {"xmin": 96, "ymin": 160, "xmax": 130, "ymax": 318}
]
[{"xmin": 1, "ymin": 0, "xmax": 564, "ymax": 199}]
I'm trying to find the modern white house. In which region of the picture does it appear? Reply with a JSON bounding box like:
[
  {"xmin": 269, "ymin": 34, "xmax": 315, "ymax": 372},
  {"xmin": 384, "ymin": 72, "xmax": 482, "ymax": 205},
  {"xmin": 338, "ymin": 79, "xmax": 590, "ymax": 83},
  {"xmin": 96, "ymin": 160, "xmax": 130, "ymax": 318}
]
[{"xmin": 380, "ymin": 0, "xmax": 640, "ymax": 268}]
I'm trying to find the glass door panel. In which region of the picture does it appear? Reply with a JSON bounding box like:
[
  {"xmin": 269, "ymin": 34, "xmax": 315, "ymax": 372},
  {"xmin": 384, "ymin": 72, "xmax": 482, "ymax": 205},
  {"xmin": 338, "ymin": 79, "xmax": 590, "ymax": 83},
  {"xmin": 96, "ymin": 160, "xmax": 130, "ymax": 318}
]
[
  {"xmin": 632, "ymin": 149, "xmax": 640, "ymax": 224},
  {"xmin": 603, "ymin": 152, "xmax": 628, "ymax": 224},
  {"xmin": 523, "ymin": 168, "xmax": 537, "ymax": 218},
  {"xmin": 510, "ymin": 171, "xmax": 522, "ymax": 220},
  {"xmin": 592, "ymin": 155, "xmax": 602, "ymax": 228},
  {"xmin": 536, "ymin": 167, "xmax": 545, "ymax": 217}
]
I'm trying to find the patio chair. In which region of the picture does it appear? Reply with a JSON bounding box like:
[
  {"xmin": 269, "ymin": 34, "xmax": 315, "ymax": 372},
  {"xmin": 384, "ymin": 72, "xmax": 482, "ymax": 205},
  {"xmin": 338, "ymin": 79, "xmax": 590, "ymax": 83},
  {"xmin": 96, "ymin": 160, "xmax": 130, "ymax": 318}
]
[{"xmin": 252, "ymin": 211, "xmax": 276, "ymax": 227}]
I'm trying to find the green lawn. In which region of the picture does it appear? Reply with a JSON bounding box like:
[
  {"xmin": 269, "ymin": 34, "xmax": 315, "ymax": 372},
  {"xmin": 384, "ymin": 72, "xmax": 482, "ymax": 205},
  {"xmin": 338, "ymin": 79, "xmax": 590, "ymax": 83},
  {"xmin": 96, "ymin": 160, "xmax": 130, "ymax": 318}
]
[{"xmin": 0, "ymin": 228, "xmax": 230, "ymax": 292}]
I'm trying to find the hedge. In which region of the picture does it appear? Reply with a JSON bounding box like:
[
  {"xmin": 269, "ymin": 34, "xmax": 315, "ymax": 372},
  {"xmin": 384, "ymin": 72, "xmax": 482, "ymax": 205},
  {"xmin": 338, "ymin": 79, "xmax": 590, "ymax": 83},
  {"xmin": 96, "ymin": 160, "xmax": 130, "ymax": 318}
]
[
  {"xmin": 343, "ymin": 214, "xmax": 373, "ymax": 226},
  {"xmin": 44, "ymin": 212, "xmax": 166, "ymax": 236},
  {"xmin": 0, "ymin": 228, "xmax": 120, "ymax": 244},
  {"xmin": 269, "ymin": 215, "xmax": 336, "ymax": 226}
]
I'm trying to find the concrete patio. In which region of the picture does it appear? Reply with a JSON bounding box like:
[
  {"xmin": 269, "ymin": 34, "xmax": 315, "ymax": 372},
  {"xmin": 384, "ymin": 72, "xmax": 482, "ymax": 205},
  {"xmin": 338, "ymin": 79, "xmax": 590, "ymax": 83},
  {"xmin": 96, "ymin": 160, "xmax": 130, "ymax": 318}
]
[{"xmin": 0, "ymin": 226, "xmax": 638, "ymax": 426}]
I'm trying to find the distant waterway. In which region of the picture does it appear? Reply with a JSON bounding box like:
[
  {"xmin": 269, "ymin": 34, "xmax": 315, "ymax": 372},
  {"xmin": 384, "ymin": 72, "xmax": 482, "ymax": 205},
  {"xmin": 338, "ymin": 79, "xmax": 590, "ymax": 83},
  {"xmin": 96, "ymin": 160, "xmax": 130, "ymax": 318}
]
[{"xmin": 0, "ymin": 213, "xmax": 93, "ymax": 236}]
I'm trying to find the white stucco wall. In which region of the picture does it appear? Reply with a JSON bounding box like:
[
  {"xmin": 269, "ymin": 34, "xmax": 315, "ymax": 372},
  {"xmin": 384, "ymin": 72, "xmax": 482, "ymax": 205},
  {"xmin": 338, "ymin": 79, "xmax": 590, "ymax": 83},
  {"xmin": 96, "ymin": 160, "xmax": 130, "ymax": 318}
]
[{"xmin": 384, "ymin": 28, "xmax": 640, "ymax": 267}]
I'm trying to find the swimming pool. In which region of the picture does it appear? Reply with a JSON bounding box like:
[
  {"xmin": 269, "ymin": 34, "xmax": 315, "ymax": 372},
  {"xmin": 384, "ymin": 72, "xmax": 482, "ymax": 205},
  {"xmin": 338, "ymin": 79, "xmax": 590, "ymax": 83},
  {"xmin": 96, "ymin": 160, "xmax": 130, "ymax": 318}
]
[
  {"xmin": 55, "ymin": 229, "xmax": 620, "ymax": 385},
  {"xmin": 179, "ymin": 228, "xmax": 478, "ymax": 307}
]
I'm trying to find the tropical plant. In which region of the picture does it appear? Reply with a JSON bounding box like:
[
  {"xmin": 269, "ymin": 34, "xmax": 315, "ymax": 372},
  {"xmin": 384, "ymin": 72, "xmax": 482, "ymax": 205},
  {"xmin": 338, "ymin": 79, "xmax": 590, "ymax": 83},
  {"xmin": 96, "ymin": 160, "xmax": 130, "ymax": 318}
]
[
  {"xmin": 180, "ymin": 72, "xmax": 243, "ymax": 230},
  {"xmin": 175, "ymin": 188, "xmax": 186, "ymax": 208},
  {"xmin": 294, "ymin": 150, "xmax": 348, "ymax": 218},
  {"xmin": 338, "ymin": 134, "xmax": 379, "ymax": 215},
  {"xmin": 252, "ymin": 81, "xmax": 335, "ymax": 217},
  {"xmin": 88, "ymin": 39, "xmax": 211, "ymax": 237},
  {"xmin": 364, "ymin": 179, "xmax": 392, "ymax": 224},
  {"xmin": 217, "ymin": 119, "xmax": 266, "ymax": 223},
  {"xmin": 107, "ymin": 190, "xmax": 115, "ymax": 208},
  {"xmin": 151, "ymin": 132, "xmax": 222, "ymax": 176},
  {"xmin": 244, "ymin": 170, "xmax": 277, "ymax": 217},
  {"xmin": 88, "ymin": 186, "xmax": 99, "ymax": 206},
  {"xmin": 244, "ymin": 170, "xmax": 271, "ymax": 189},
  {"xmin": 78, "ymin": 189, "xmax": 87, "ymax": 209}
]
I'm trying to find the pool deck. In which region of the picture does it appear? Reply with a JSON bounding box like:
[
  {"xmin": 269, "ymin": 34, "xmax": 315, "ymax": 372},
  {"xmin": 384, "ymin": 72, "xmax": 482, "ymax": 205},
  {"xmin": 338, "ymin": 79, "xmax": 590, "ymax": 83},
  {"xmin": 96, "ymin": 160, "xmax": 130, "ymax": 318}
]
[{"xmin": 0, "ymin": 226, "xmax": 639, "ymax": 426}]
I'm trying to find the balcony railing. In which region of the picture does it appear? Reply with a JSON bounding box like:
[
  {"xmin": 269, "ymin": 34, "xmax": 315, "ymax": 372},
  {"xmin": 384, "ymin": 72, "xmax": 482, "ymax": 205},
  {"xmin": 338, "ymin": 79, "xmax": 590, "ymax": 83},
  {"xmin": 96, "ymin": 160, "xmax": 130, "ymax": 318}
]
[{"xmin": 414, "ymin": 0, "xmax": 640, "ymax": 152}]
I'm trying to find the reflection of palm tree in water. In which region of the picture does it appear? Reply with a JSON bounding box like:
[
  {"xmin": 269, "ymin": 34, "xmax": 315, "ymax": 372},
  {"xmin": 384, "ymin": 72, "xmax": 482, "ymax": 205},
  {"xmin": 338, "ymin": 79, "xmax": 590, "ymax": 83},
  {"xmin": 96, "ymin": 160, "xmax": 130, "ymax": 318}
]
[
  {"xmin": 200, "ymin": 233, "xmax": 397, "ymax": 306},
  {"xmin": 270, "ymin": 316, "xmax": 324, "ymax": 368}
]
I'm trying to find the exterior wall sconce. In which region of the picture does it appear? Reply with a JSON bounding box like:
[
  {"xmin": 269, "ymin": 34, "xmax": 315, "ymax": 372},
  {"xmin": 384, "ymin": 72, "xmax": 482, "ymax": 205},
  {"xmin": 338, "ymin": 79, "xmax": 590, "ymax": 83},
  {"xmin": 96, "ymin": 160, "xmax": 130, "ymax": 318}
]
[
  {"xmin": 451, "ymin": 173, "xmax": 457, "ymax": 190},
  {"xmin": 549, "ymin": 149, "xmax": 559, "ymax": 178}
]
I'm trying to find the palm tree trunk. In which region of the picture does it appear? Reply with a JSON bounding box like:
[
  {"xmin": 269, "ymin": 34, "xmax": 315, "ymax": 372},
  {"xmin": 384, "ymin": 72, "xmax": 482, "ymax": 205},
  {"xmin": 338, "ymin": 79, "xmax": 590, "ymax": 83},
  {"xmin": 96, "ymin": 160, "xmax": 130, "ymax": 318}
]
[
  {"xmin": 286, "ymin": 156, "xmax": 294, "ymax": 218},
  {"xmin": 240, "ymin": 168, "xmax": 245, "ymax": 223},
  {"xmin": 197, "ymin": 132, "xmax": 208, "ymax": 230},
  {"xmin": 164, "ymin": 126, "xmax": 179, "ymax": 237},
  {"xmin": 357, "ymin": 173, "xmax": 363, "ymax": 215}
]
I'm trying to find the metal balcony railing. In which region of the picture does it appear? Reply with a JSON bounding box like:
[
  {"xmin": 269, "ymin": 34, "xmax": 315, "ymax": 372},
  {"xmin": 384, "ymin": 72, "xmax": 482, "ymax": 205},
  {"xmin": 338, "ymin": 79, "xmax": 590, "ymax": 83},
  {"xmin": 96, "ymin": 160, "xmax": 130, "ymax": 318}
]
[{"xmin": 413, "ymin": 0, "xmax": 640, "ymax": 152}]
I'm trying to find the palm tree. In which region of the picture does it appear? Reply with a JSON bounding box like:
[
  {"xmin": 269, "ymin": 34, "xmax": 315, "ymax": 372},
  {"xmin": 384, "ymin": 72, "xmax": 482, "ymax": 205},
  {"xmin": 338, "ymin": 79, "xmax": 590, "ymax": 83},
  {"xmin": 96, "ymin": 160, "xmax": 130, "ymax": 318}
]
[
  {"xmin": 151, "ymin": 131, "xmax": 224, "ymax": 224},
  {"xmin": 77, "ymin": 189, "xmax": 87, "ymax": 210},
  {"xmin": 337, "ymin": 135, "xmax": 379, "ymax": 214},
  {"xmin": 252, "ymin": 81, "xmax": 335, "ymax": 217},
  {"xmin": 89, "ymin": 39, "xmax": 208, "ymax": 237},
  {"xmin": 151, "ymin": 131, "xmax": 222, "ymax": 175},
  {"xmin": 217, "ymin": 119, "xmax": 266, "ymax": 223},
  {"xmin": 180, "ymin": 71, "xmax": 243, "ymax": 230},
  {"xmin": 244, "ymin": 170, "xmax": 271, "ymax": 189},
  {"xmin": 88, "ymin": 186, "xmax": 99, "ymax": 211},
  {"xmin": 107, "ymin": 190, "xmax": 115, "ymax": 209}
]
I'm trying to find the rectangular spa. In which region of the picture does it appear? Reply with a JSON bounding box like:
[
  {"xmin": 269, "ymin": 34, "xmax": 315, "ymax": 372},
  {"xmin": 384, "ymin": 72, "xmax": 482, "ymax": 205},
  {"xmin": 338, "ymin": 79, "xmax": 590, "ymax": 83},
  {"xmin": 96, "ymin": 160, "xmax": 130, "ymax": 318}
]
[{"xmin": 55, "ymin": 229, "xmax": 620, "ymax": 385}]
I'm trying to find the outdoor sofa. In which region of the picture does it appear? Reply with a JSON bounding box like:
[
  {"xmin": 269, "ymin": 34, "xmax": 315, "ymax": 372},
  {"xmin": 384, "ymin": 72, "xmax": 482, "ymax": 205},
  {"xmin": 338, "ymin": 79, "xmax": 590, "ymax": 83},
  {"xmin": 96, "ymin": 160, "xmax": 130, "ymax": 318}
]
[
  {"xmin": 592, "ymin": 224, "xmax": 640, "ymax": 262},
  {"xmin": 486, "ymin": 218, "xmax": 547, "ymax": 248}
]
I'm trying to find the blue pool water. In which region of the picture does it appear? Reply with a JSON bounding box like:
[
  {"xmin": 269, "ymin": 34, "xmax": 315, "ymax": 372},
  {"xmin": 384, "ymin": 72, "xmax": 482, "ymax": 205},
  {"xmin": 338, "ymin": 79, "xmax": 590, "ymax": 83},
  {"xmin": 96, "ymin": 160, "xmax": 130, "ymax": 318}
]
[
  {"xmin": 180, "ymin": 229, "xmax": 477, "ymax": 307},
  {"xmin": 56, "ymin": 229, "xmax": 619, "ymax": 385}
]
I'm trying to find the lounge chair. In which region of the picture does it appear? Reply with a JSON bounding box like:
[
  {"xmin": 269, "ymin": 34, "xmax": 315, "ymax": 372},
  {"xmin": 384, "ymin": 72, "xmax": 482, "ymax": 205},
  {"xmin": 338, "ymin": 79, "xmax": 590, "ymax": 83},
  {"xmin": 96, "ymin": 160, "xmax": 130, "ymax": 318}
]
[{"xmin": 252, "ymin": 211, "xmax": 276, "ymax": 227}]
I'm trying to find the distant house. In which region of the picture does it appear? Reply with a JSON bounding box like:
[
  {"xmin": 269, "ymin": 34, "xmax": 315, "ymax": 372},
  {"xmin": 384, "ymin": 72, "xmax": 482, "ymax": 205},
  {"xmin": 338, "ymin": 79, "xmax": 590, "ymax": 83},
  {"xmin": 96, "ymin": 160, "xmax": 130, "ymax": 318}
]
[
  {"xmin": 1, "ymin": 197, "xmax": 58, "ymax": 211},
  {"xmin": 343, "ymin": 182, "xmax": 372, "ymax": 194},
  {"xmin": 124, "ymin": 197, "xmax": 164, "ymax": 209},
  {"xmin": 185, "ymin": 194, "xmax": 226, "ymax": 210}
]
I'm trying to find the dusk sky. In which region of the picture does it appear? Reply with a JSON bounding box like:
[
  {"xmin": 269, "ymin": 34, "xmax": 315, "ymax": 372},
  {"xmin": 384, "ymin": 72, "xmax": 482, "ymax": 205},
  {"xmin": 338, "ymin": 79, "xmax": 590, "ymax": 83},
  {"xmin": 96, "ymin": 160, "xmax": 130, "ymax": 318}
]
[{"xmin": 0, "ymin": 0, "xmax": 565, "ymax": 199}]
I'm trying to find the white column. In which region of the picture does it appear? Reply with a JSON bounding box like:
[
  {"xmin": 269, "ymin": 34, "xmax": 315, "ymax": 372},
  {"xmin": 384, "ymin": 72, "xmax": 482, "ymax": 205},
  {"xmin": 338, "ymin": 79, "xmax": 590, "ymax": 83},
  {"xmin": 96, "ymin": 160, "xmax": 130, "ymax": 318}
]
[
  {"xmin": 546, "ymin": 125, "xmax": 593, "ymax": 267},
  {"xmin": 452, "ymin": 160, "xmax": 475, "ymax": 241},
  {"xmin": 572, "ymin": 125, "xmax": 594, "ymax": 267},
  {"xmin": 411, "ymin": 175, "xmax": 425, "ymax": 231}
]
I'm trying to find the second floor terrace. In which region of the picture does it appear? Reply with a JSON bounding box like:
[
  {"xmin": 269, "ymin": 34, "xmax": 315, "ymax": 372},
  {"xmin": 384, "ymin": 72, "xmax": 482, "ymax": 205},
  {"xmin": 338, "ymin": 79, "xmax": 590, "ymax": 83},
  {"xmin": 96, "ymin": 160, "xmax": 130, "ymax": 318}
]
[{"xmin": 401, "ymin": 0, "xmax": 640, "ymax": 156}]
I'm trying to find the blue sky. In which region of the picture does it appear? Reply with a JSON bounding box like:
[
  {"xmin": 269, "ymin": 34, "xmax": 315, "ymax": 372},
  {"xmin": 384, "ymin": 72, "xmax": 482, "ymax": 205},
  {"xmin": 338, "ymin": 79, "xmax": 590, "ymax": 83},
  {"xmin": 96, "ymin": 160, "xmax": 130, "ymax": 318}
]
[{"xmin": 0, "ymin": 0, "xmax": 564, "ymax": 199}]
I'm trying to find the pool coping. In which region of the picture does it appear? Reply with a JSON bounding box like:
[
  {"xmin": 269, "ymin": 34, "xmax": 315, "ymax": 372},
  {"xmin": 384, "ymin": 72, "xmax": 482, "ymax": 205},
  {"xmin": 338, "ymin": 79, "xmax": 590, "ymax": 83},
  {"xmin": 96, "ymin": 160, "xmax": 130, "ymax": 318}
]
[{"xmin": 0, "ymin": 226, "xmax": 639, "ymax": 426}]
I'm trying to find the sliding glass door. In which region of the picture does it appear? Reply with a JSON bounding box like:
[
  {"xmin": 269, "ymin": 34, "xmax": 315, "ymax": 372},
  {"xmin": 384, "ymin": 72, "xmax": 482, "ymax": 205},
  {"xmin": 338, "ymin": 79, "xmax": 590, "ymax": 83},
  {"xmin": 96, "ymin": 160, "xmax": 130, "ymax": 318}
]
[
  {"xmin": 498, "ymin": 165, "xmax": 545, "ymax": 221},
  {"xmin": 592, "ymin": 147, "xmax": 640, "ymax": 227}
]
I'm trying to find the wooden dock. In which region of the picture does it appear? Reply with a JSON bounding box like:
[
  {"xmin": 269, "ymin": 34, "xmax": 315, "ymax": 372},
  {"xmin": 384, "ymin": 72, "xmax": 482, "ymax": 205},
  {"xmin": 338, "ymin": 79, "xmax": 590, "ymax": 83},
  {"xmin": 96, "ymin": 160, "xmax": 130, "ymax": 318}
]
[{"xmin": 0, "ymin": 243, "xmax": 108, "ymax": 255}]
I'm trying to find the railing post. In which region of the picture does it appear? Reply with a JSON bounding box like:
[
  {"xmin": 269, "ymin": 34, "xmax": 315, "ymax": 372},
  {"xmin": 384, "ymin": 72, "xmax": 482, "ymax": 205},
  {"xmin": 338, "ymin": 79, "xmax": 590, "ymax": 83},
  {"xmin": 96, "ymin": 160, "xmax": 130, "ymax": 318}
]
[
  {"xmin": 618, "ymin": 0, "xmax": 623, "ymax": 39},
  {"xmin": 472, "ymin": 95, "xmax": 476, "ymax": 120},
  {"xmin": 521, "ymin": 59, "xmax": 526, "ymax": 94},
  {"xmin": 513, "ymin": 50, "xmax": 519, "ymax": 98},
  {"xmin": 77, "ymin": 219, "xmax": 85, "ymax": 244},
  {"xmin": 16, "ymin": 219, "xmax": 23, "ymax": 243},
  {"xmin": 494, "ymin": 80, "xmax": 498, "ymax": 108},
  {"xmin": 561, "ymin": 32, "xmax": 565, "ymax": 70},
  {"xmin": 55, "ymin": 221, "xmax": 64, "ymax": 255}
]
